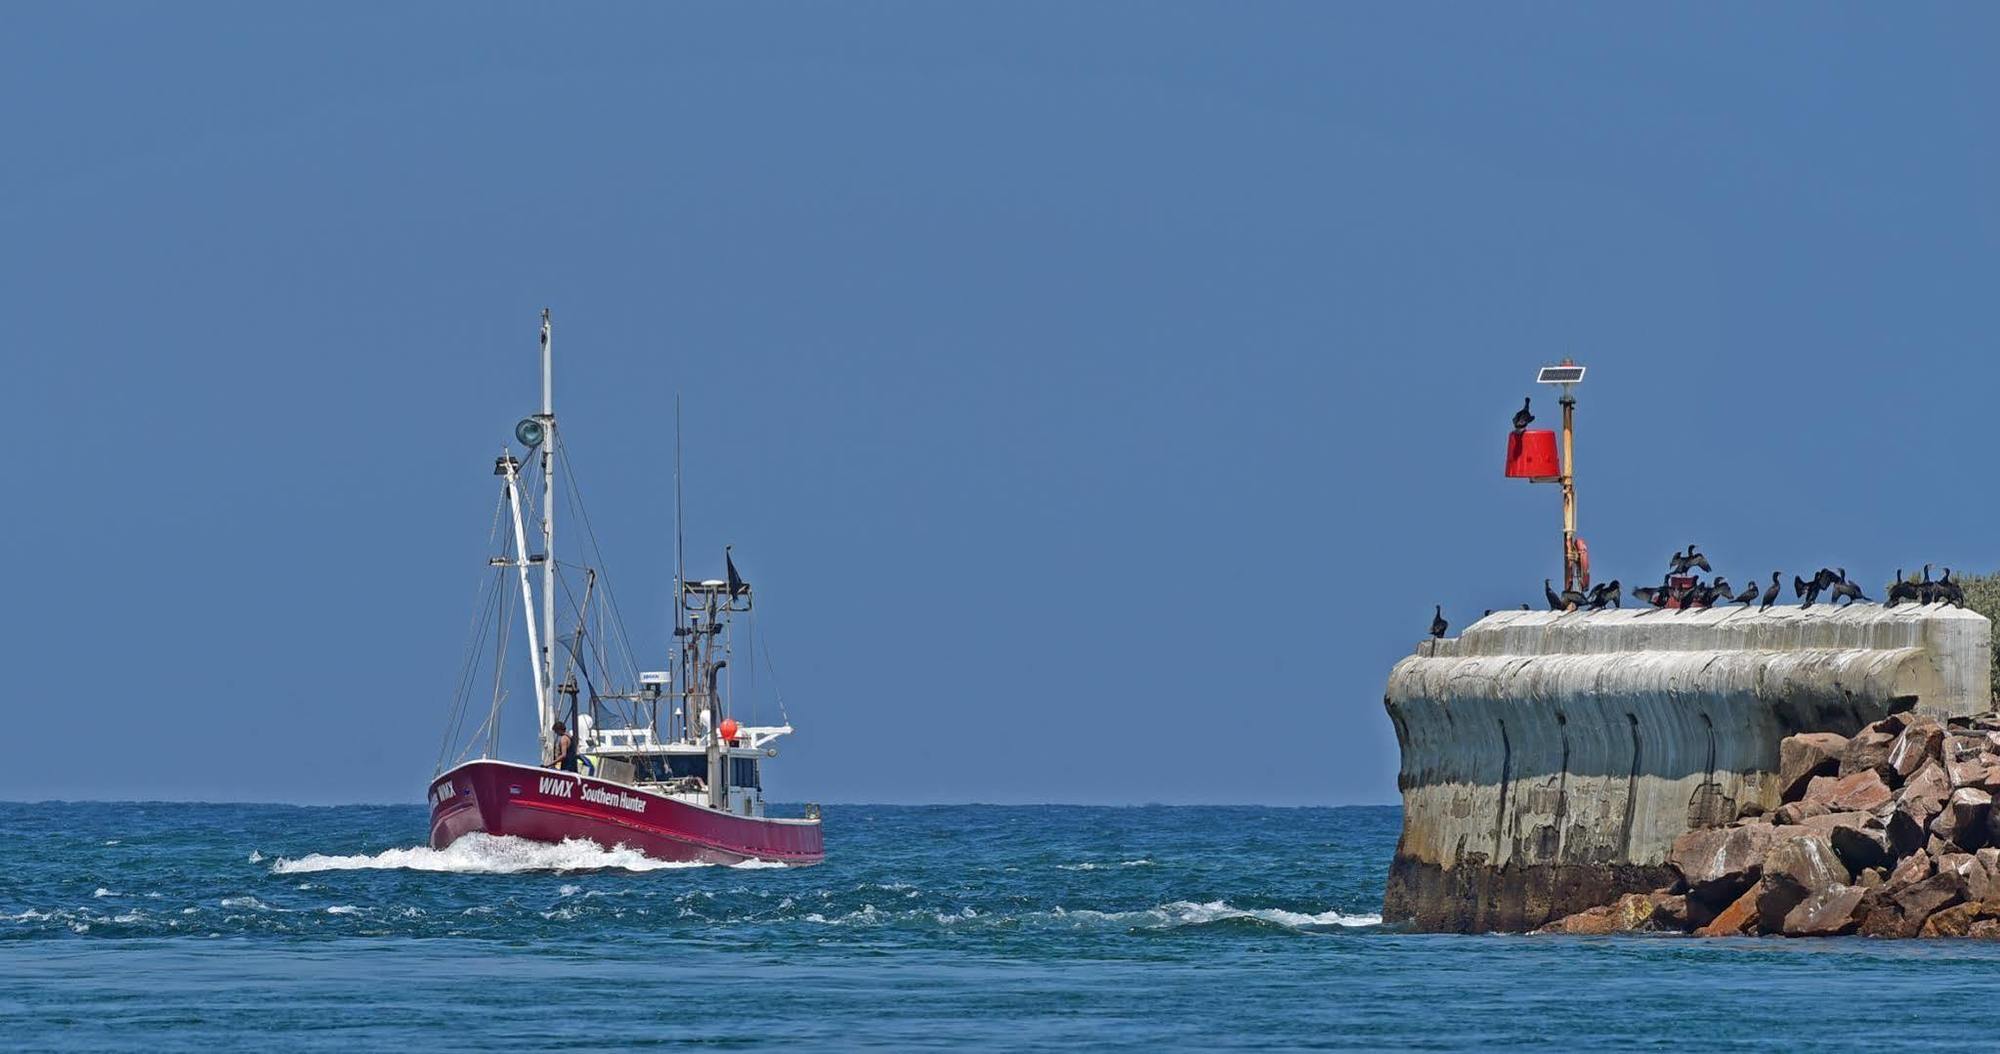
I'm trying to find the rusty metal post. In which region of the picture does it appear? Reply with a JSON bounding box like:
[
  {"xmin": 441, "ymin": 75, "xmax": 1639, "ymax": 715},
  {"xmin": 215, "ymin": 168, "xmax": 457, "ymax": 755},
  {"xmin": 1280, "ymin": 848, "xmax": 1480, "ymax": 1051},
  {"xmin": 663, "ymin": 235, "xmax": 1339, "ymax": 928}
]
[{"xmin": 1560, "ymin": 393, "xmax": 1578, "ymax": 591}]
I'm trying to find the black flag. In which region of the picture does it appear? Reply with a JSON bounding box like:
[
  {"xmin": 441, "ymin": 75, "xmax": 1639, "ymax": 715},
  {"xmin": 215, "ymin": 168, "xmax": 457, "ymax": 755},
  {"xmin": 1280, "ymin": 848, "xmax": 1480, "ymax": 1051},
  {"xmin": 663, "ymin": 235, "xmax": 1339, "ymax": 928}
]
[{"xmin": 725, "ymin": 546, "xmax": 748, "ymax": 597}]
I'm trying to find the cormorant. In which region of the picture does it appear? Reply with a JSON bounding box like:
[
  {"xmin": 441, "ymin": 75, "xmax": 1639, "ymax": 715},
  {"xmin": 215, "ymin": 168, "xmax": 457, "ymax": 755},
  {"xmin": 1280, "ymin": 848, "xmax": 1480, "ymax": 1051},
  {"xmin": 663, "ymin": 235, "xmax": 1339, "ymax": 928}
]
[
  {"xmin": 1886, "ymin": 569, "xmax": 1919, "ymax": 608},
  {"xmin": 1798, "ymin": 569, "xmax": 1841, "ymax": 608},
  {"xmin": 1669, "ymin": 544, "xmax": 1712, "ymax": 575},
  {"xmin": 1430, "ymin": 605, "xmax": 1448, "ymax": 639},
  {"xmin": 1795, "ymin": 574, "xmax": 1822, "ymax": 608},
  {"xmin": 1633, "ymin": 575, "xmax": 1674, "ymax": 608},
  {"xmin": 1828, "ymin": 569, "xmax": 1870, "ymax": 606},
  {"xmin": 1731, "ymin": 579, "xmax": 1759, "ymax": 605},
  {"xmin": 1545, "ymin": 579, "xmax": 1566, "ymax": 611},
  {"xmin": 1586, "ymin": 579, "xmax": 1622, "ymax": 610},
  {"xmin": 1512, "ymin": 397, "xmax": 1534, "ymax": 432},
  {"xmin": 1937, "ymin": 568, "xmax": 1966, "ymax": 608},
  {"xmin": 1760, "ymin": 572, "xmax": 1780, "ymax": 611}
]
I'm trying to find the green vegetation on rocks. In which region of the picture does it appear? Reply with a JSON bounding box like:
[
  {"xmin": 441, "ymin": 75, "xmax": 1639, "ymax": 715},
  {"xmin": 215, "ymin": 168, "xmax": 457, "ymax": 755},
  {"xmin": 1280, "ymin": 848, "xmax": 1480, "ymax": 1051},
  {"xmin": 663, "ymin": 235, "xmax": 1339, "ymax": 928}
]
[{"xmin": 1959, "ymin": 572, "xmax": 2000, "ymax": 703}]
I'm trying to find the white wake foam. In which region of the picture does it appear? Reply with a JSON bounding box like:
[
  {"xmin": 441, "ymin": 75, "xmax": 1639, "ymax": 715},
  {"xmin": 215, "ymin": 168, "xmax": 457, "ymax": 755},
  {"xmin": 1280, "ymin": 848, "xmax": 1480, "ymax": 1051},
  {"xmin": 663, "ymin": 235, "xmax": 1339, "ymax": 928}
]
[
  {"xmin": 269, "ymin": 834, "xmax": 713, "ymax": 875},
  {"xmin": 1056, "ymin": 859, "xmax": 1157, "ymax": 871},
  {"xmin": 1161, "ymin": 900, "xmax": 1381, "ymax": 928},
  {"xmin": 729, "ymin": 857, "xmax": 788, "ymax": 870},
  {"xmin": 1059, "ymin": 899, "xmax": 1380, "ymax": 930}
]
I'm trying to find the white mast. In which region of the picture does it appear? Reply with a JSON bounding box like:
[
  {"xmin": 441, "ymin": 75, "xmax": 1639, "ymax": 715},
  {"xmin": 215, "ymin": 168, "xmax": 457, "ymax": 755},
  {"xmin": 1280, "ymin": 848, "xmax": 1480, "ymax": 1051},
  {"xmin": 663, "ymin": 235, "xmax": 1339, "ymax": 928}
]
[
  {"xmin": 539, "ymin": 308, "xmax": 558, "ymax": 761},
  {"xmin": 674, "ymin": 396, "xmax": 685, "ymax": 741},
  {"xmin": 502, "ymin": 454, "xmax": 549, "ymax": 729}
]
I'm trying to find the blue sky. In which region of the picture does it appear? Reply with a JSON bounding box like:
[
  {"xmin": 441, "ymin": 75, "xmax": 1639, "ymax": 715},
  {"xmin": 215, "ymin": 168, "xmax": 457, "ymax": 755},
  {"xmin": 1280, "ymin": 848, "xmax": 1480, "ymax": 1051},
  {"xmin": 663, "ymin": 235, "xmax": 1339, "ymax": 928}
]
[{"xmin": 6, "ymin": 5, "xmax": 1995, "ymax": 804}]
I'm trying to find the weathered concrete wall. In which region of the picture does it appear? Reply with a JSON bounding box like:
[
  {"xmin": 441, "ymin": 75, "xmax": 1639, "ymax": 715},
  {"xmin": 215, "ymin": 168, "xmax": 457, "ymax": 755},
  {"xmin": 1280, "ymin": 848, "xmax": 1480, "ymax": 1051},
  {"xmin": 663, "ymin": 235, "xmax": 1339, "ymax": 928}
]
[{"xmin": 1383, "ymin": 604, "xmax": 1991, "ymax": 933}]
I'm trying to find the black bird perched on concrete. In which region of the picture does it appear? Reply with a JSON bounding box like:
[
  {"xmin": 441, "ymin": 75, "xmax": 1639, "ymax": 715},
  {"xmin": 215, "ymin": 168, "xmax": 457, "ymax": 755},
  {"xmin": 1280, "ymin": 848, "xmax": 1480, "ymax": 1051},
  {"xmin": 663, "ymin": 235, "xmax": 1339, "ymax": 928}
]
[
  {"xmin": 1760, "ymin": 572, "xmax": 1780, "ymax": 611},
  {"xmin": 1886, "ymin": 569, "xmax": 1920, "ymax": 608},
  {"xmin": 1828, "ymin": 568, "xmax": 1871, "ymax": 606},
  {"xmin": 1797, "ymin": 568, "xmax": 1839, "ymax": 608},
  {"xmin": 1710, "ymin": 577, "xmax": 1733, "ymax": 601},
  {"xmin": 1545, "ymin": 579, "xmax": 1565, "ymax": 611},
  {"xmin": 1430, "ymin": 605, "xmax": 1448, "ymax": 639},
  {"xmin": 1512, "ymin": 397, "xmax": 1534, "ymax": 432},
  {"xmin": 1669, "ymin": 544, "xmax": 1712, "ymax": 575},
  {"xmin": 1731, "ymin": 578, "xmax": 1759, "ymax": 605},
  {"xmin": 1561, "ymin": 584, "xmax": 1588, "ymax": 610},
  {"xmin": 1917, "ymin": 564, "xmax": 1937, "ymax": 605},
  {"xmin": 1633, "ymin": 575, "xmax": 1673, "ymax": 608},
  {"xmin": 1937, "ymin": 568, "xmax": 1966, "ymax": 608},
  {"xmin": 1586, "ymin": 579, "xmax": 1622, "ymax": 610}
]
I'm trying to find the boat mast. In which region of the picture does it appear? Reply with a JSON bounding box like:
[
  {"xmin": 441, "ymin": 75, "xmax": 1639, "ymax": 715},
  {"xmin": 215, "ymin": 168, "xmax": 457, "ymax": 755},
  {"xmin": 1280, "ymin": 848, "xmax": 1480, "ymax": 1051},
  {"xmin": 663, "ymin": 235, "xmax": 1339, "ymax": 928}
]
[
  {"xmin": 501, "ymin": 452, "xmax": 548, "ymax": 731},
  {"xmin": 673, "ymin": 396, "xmax": 685, "ymax": 742},
  {"xmin": 538, "ymin": 308, "xmax": 558, "ymax": 764}
]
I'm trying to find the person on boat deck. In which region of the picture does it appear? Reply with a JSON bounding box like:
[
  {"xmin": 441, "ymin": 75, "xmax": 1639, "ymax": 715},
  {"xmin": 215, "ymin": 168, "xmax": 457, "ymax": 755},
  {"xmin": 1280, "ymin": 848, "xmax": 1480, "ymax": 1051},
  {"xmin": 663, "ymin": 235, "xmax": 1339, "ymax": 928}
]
[{"xmin": 549, "ymin": 720, "xmax": 576, "ymax": 773}]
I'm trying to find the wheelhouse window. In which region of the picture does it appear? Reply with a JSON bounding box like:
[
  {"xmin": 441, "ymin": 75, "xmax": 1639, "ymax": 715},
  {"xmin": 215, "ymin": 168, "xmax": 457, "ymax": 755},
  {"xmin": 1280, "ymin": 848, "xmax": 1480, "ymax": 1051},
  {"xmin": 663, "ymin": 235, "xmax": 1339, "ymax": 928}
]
[{"xmin": 634, "ymin": 755, "xmax": 709, "ymax": 782}]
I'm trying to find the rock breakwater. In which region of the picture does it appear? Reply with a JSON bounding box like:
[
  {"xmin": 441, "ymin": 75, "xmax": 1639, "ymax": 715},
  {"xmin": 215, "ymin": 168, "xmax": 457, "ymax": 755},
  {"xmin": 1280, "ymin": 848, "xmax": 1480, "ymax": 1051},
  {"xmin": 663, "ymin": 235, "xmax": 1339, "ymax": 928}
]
[
  {"xmin": 1384, "ymin": 604, "xmax": 1991, "ymax": 932},
  {"xmin": 1539, "ymin": 709, "xmax": 2000, "ymax": 938}
]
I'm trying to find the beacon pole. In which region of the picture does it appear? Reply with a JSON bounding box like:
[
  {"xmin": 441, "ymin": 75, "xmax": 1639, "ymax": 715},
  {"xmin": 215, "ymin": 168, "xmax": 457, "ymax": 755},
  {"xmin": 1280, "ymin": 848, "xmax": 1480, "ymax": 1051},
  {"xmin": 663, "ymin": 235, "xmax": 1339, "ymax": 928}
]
[
  {"xmin": 1506, "ymin": 361, "xmax": 1587, "ymax": 598},
  {"xmin": 1560, "ymin": 389, "xmax": 1578, "ymax": 592}
]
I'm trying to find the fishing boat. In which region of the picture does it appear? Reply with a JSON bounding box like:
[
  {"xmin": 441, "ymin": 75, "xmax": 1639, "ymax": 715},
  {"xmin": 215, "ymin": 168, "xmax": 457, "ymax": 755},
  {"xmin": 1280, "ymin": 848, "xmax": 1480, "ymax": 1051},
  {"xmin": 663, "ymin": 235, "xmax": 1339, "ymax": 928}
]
[{"xmin": 428, "ymin": 311, "xmax": 823, "ymax": 865}]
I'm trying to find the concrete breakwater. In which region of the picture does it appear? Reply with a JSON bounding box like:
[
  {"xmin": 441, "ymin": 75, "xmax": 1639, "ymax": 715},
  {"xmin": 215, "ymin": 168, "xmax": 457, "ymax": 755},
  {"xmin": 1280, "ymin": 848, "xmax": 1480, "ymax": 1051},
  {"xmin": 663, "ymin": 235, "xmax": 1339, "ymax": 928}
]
[{"xmin": 1382, "ymin": 604, "xmax": 1992, "ymax": 932}]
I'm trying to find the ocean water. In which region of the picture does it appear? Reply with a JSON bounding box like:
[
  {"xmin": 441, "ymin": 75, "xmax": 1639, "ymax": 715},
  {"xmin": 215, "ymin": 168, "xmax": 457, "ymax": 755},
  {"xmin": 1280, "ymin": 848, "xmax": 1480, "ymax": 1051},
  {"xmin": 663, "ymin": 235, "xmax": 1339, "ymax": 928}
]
[{"xmin": 5, "ymin": 803, "xmax": 2000, "ymax": 1051}]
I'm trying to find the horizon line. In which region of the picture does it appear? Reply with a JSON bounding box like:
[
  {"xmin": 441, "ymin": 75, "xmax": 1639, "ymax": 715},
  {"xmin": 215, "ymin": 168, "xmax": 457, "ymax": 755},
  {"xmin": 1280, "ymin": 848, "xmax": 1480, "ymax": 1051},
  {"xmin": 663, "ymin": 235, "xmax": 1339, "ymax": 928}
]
[{"xmin": 0, "ymin": 796, "xmax": 1402, "ymax": 809}]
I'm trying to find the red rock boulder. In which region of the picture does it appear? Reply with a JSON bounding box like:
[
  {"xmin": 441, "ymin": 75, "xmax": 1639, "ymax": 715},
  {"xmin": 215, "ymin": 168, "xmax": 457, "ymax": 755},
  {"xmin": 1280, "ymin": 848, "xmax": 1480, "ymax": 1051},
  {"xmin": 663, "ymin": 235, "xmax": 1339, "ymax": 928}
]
[
  {"xmin": 1669, "ymin": 825, "xmax": 1782, "ymax": 907},
  {"xmin": 1782, "ymin": 884, "xmax": 1867, "ymax": 937},
  {"xmin": 1799, "ymin": 811, "xmax": 1892, "ymax": 872},
  {"xmin": 1839, "ymin": 728, "xmax": 1899, "ymax": 781},
  {"xmin": 1756, "ymin": 832, "xmax": 1850, "ymax": 933},
  {"xmin": 1932, "ymin": 787, "xmax": 1993, "ymax": 851},
  {"xmin": 1694, "ymin": 882, "xmax": 1763, "ymax": 937},
  {"xmin": 1778, "ymin": 733, "xmax": 1848, "ymax": 801},
  {"xmin": 1887, "ymin": 719, "xmax": 1945, "ymax": 780},
  {"xmin": 1803, "ymin": 770, "xmax": 1894, "ymax": 814}
]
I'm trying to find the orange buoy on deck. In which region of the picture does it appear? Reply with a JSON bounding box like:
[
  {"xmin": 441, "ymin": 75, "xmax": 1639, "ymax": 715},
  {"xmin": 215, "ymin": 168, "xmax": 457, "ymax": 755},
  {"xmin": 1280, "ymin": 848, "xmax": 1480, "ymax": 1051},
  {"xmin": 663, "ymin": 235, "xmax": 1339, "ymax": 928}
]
[{"xmin": 1504, "ymin": 429, "xmax": 1560, "ymax": 480}]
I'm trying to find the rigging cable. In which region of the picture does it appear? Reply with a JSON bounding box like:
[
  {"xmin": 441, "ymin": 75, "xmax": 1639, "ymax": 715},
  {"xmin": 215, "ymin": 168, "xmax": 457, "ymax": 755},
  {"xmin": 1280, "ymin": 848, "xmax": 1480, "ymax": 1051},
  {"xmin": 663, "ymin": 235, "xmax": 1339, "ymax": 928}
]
[
  {"xmin": 555, "ymin": 439, "xmax": 644, "ymax": 685},
  {"xmin": 436, "ymin": 486, "xmax": 513, "ymax": 773},
  {"xmin": 751, "ymin": 605, "xmax": 793, "ymax": 727},
  {"xmin": 439, "ymin": 569, "xmax": 505, "ymax": 769}
]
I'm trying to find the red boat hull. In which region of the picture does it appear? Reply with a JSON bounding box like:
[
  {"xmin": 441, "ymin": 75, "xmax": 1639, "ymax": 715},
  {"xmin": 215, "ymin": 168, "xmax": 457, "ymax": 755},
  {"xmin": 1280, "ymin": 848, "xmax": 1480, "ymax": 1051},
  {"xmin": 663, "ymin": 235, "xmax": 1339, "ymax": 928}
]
[{"xmin": 428, "ymin": 759, "xmax": 823, "ymax": 865}]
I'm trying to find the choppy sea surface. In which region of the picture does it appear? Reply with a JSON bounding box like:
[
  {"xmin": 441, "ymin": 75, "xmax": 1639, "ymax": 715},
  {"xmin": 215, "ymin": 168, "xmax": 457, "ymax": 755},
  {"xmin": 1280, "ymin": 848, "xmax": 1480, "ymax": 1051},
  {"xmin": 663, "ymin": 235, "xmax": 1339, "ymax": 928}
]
[{"xmin": 5, "ymin": 803, "xmax": 2000, "ymax": 1050}]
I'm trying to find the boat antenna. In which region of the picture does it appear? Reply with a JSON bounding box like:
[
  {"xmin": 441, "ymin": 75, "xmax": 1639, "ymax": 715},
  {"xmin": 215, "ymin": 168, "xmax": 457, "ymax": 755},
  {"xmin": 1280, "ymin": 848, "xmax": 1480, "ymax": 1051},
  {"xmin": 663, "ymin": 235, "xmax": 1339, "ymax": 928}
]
[{"xmin": 674, "ymin": 394, "xmax": 685, "ymax": 602}]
